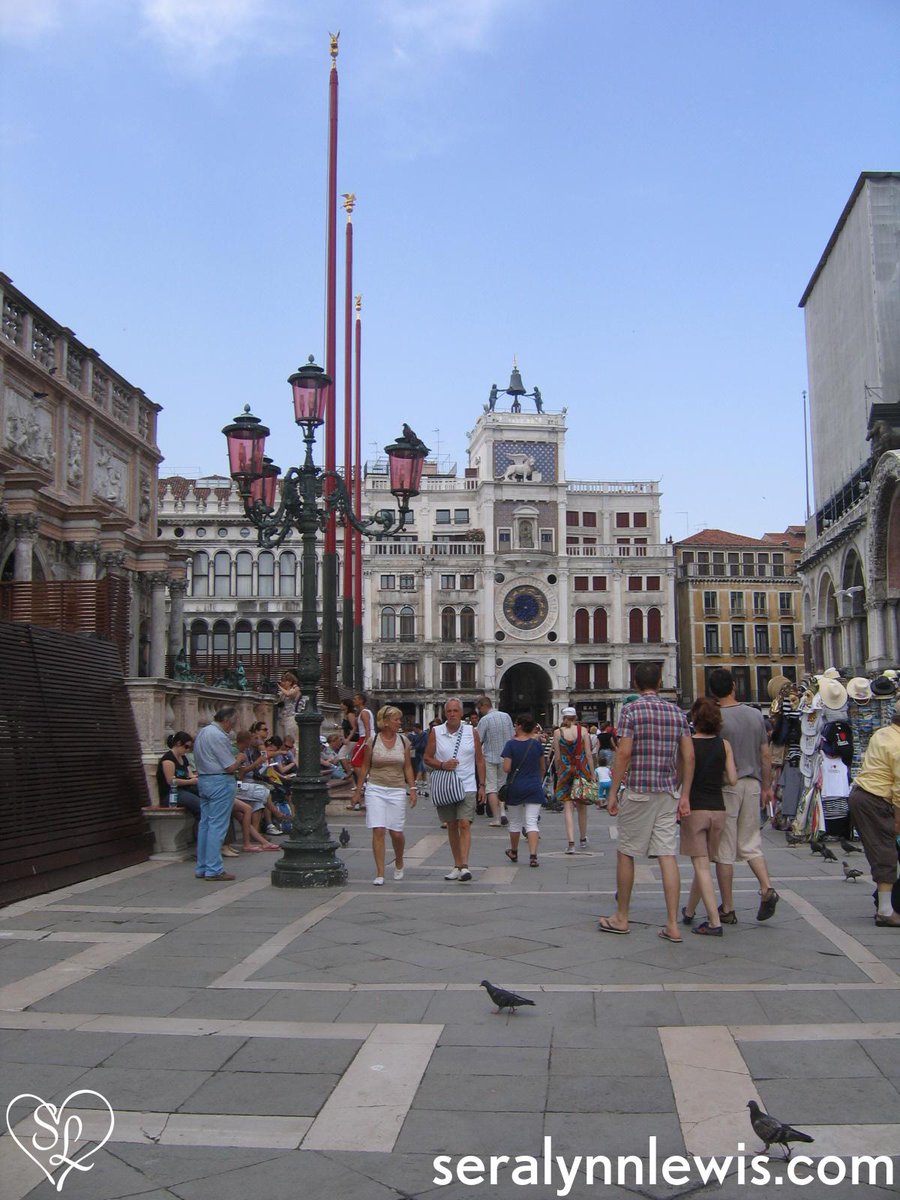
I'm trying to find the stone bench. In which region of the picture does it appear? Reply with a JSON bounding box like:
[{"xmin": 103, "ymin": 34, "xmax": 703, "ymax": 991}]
[{"xmin": 142, "ymin": 806, "xmax": 197, "ymax": 859}]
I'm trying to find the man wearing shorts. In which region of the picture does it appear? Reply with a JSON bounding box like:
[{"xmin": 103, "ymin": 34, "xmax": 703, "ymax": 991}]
[
  {"xmin": 707, "ymin": 667, "xmax": 779, "ymax": 922},
  {"xmin": 425, "ymin": 697, "xmax": 485, "ymax": 882},
  {"xmin": 477, "ymin": 694, "xmax": 514, "ymax": 825},
  {"xmin": 849, "ymin": 698, "xmax": 900, "ymax": 926},
  {"xmin": 599, "ymin": 663, "xmax": 693, "ymax": 942}
]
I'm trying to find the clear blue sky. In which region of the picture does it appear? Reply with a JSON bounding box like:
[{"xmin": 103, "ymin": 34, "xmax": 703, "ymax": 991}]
[{"xmin": 2, "ymin": 0, "xmax": 898, "ymax": 541}]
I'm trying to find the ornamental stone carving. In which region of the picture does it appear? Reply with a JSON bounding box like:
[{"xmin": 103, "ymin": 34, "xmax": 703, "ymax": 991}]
[
  {"xmin": 67, "ymin": 425, "xmax": 84, "ymax": 487},
  {"xmin": 5, "ymin": 388, "xmax": 54, "ymax": 471},
  {"xmin": 139, "ymin": 472, "xmax": 152, "ymax": 524},
  {"xmin": 92, "ymin": 437, "xmax": 129, "ymax": 509},
  {"xmin": 13, "ymin": 513, "xmax": 40, "ymax": 537}
]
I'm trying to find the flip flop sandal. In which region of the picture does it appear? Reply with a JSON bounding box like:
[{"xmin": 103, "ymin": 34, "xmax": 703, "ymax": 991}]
[
  {"xmin": 658, "ymin": 930, "xmax": 683, "ymax": 943},
  {"xmin": 504, "ymin": 849, "xmax": 518, "ymax": 863},
  {"xmin": 597, "ymin": 917, "xmax": 629, "ymax": 935},
  {"xmin": 261, "ymin": 843, "xmax": 281, "ymax": 851},
  {"xmin": 241, "ymin": 846, "xmax": 264, "ymax": 853}
]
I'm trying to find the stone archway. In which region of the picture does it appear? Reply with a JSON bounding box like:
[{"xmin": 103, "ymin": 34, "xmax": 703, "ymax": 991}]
[{"xmin": 499, "ymin": 662, "xmax": 553, "ymax": 728}]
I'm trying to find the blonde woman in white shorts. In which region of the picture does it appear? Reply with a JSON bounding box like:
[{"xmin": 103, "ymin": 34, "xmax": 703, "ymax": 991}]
[{"xmin": 358, "ymin": 705, "xmax": 417, "ymax": 885}]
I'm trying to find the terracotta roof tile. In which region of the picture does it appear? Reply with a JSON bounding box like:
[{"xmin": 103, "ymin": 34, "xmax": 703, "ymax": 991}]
[{"xmin": 678, "ymin": 528, "xmax": 770, "ymax": 548}]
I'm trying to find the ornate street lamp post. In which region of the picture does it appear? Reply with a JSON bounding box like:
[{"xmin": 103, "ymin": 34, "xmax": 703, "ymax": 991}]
[{"xmin": 223, "ymin": 357, "xmax": 429, "ymax": 888}]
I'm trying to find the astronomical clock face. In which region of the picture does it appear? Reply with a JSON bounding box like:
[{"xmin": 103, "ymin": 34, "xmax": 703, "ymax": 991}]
[{"xmin": 496, "ymin": 577, "xmax": 558, "ymax": 641}]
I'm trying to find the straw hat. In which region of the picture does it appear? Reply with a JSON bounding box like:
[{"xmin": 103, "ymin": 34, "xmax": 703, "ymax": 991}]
[
  {"xmin": 846, "ymin": 677, "xmax": 872, "ymax": 703},
  {"xmin": 818, "ymin": 676, "xmax": 848, "ymax": 710},
  {"xmin": 819, "ymin": 666, "xmax": 841, "ymax": 681},
  {"xmin": 767, "ymin": 674, "xmax": 791, "ymax": 700}
]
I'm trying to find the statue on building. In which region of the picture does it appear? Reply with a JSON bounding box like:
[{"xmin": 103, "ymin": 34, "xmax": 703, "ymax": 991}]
[
  {"xmin": 533, "ymin": 386, "xmax": 543, "ymax": 414},
  {"xmin": 486, "ymin": 384, "xmax": 499, "ymax": 412}
]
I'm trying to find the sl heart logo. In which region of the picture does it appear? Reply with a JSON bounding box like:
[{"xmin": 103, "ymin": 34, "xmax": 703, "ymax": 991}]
[{"xmin": 5, "ymin": 1090, "xmax": 115, "ymax": 1192}]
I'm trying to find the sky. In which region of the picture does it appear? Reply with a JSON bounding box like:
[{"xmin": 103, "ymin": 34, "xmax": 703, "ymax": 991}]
[{"xmin": 1, "ymin": 0, "xmax": 898, "ymax": 543}]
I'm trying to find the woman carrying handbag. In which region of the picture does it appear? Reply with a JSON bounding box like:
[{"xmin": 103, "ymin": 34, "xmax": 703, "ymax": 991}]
[
  {"xmin": 501, "ymin": 713, "xmax": 547, "ymax": 867},
  {"xmin": 553, "ymin": 706, "xmax": 596, "ymax": 854}
]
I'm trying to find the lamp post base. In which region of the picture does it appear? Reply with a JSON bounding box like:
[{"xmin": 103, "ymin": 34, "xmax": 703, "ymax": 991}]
[{"xmin": 270, "ymin": 778, "xmax": 348, "ymax": 889}]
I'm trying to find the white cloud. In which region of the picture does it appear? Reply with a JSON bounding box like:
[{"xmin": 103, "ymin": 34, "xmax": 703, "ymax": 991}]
[
  {"xmin": 380, "ymin": 0, "xmax": 526, "ymax": 54},
  {"xmin": 0, "ymin": 0, "xmax": 62, "ymax": 43},
  {"xmin": 139, "ymin": 0, "xmax": 289, "ymax": 70}
]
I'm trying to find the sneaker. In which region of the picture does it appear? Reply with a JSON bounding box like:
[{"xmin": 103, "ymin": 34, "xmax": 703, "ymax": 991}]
[
  {"xmin": 458, "ymin": 867, "xmax": 473, "ymax": 882},
  {"xmin": 757, "ymin": 888, "xmax": 779, "ymax": 922},
  {"xmin": 580, "ymin": 838, "xmax": 589, "ymax": 850},
  {"xmin": 393, "ymin": 868, "xmax": 404, "ymax": 881},
  {"xmin": 444, "ymin": 867, "xmax": 461, "ymax": 880},
  {"xmin": 500, "ymin": 815, "xmax": 509, "ymax": 826},
  {"xmin": 565, "ymin": 843, "xmax": 576, "ymax": 855},
  {"xmin": 488, "ymin": 821, "xmax": 503, "ymax": 828},
  {"xmin": 202, "ymin": 872, "xmax": 235, "ymax": 881},
  {"xmin": 266, "ymin": 824, "xmax": 282, "ymax": 836},
  {"xmin": 718, "ymin": 905, "xmax": 738, "ymax": 925},
  {"xmin": 372, "ymin": 876, "xmax": 385, "ymax": 886}
]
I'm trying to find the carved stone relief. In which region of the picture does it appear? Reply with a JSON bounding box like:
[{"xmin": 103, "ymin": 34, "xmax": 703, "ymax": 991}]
[
  {"xmin": 92, "ymin": 436, "xmax": 129, "ymax": 509},
  {"xmin": 4, "ymin": 387, "xmax": 55, "ymax": 471},
  {"xmin": 139, "ymin": 471, "xmax": 152, "ymax": 524},
  {"xmin": 67, "ymin": 424, "xmax": 84, "ymax": 488}
]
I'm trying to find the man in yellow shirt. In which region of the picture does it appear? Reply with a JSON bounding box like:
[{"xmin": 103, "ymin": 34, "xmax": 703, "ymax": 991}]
[{"xmin": 849, "ymin": 700, "xmax": 900, "ymax": 927}]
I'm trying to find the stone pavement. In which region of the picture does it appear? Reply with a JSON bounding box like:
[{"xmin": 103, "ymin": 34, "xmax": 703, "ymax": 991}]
[{"xmin": 1, "ymin": 806, "xmax": 898, "ymax": 1199}]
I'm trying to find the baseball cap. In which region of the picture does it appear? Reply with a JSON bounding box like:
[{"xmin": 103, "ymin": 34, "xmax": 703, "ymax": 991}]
[{"xmin": 561, "ymin": 706, "xmax": 577, "ymax": 718}]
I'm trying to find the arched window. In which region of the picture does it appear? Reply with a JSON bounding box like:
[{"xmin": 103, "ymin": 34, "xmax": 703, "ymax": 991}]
[
  {"xmin": 190, "ymin": 619, "xmax": 208, "ymax": 655},
  {"xmin": 399, "ymin": 605, "xmax": 415, "ymax": 641},
  {"xmin": 628, "ymin": 608, "xmax": 644, "ymax": 644},
  {"xmin": 235, "ymin": 551, "xmax": 253, "ymax": 598},
  {"xmin": 213, "ymin": 552, "xmax": 231, "ymax": 597},
  {"xmin": 235, "ymin": 620, "xmax": 252, "ymax": 656},
  {"xmin": 278, "ymin": 620, "xmax": 296, "ymax": 654},
  {"xmin": 593, "ymin": 608, "xmax": 608, "ymax": 644},
  {"xmin": 258, "ymin": 551, "xmax": 275, "ymax": 597},
  {"xmin": 459, "ymin": 606, "xmax": 475, "ymax": 642},
  {"xmin": 279, "ymin": 552, "xmax": 297, "ymax": 597},
  {"xmin": 381, "ymin": 607, "xmax": 396, "ymax": 641},
  {"xmin": 441, "ymin": 606, "xmax": 457, "ymax": 642},
  {"xmin": 212, "ymin": 620, "xmax": 230, "ymax": 654},
  {"xmin": 191, "ymin": 552, "xmax": 209, "ymax": 598},
  {"xmin": 257, "ymin": 620, "xmax": 274, "ymax": 654},
  {"xmin": 574, "ymin": 608, "xmax": 589, "ymax": 644},
  {"xmin": 647, "ymin": 607, "xmax": 662, "ymax": 643}
]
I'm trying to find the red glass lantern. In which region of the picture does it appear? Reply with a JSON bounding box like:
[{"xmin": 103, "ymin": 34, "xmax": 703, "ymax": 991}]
[
  {"xmin": 289, "ymin": 356, "xmax": 330, "ymax": 426},
  {"xmin": 222, "ymin": 405, "xmax": 269, "ymax": 486},
  {"xmin": 249, "ymin": 457, "xmax": 281, "ymax": 509},
  {"xmin": 385, "ymin": 428, "xmax": 429, "ymax": 508}
]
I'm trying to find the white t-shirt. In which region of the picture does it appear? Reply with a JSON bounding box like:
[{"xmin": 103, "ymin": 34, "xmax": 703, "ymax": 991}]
[
  {"xmin": 820, "ymin": 755, "xmax": 850, "ymax": 799},
  {"xmin": 432, "ymin": 722, "xmax": 478, "ymax": 792}
]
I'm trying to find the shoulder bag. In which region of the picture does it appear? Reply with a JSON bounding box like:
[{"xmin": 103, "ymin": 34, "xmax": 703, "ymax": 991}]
[
  {"xmin": 430, "ymin": 728, "xmax": 465, "ymax": 806},
  {"xmin": 497, "ymin": 738, "xmax": 533, "ymax": 803}
]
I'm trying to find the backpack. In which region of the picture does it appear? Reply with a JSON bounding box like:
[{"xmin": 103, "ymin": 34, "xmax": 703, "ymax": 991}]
[{"xmin": 820, "ymin": 720, "xmax": 853, "ymax": 766}]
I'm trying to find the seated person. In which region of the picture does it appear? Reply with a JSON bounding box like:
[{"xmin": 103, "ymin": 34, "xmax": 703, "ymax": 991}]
[
  {"xmin": 320, "ymin": 734, "xmax": 350, "ymax": 782},
  {"xmin": 155, "ymin": 732, "xmax": 201, "ymax": 819}
]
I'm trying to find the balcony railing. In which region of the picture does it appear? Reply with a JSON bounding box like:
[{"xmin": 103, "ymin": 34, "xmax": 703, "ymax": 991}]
[
  {"xmin": 568, "ymin": 544, "xmax": 670, "ymax": 558},
  {"xmin": 366, "ymin": 541, "xmax": 485, "ymax": 557}
]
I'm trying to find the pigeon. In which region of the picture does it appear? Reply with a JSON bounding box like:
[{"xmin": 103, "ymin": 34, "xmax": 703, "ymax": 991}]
[
  {"xmin": 840, "ymin": 838, "xmax": 862, "ymax": 854},
  {"xmin": 480, "ymin": 980, "xmax": 536, "ymax": 1014},
  {"xmin": 747, "ymin": 1100, "xmax": 814, "ymax": 1160},
  {"xmin": 843, "ymin": 861, "xmax": 864, "ymax": 882},
  {"xmin": 785, "ymin": 832, "xmax": 805, "ymax": 847},
  {"xmin": 820, "ymin": 844, "xmax": 838, "ymax": 863},
  {"xmin": 810, "ymin": 839, "xmax": 825, "ymax": 856},
  {"xmin": 338, "ymin": 827, "xmax": 350, "ymax": 848}
]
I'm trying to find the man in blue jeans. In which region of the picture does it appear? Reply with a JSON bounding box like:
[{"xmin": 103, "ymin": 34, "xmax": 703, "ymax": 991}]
[{"xmin": 193, "ymin": 706, "xmax": 242, "ymax": 881}]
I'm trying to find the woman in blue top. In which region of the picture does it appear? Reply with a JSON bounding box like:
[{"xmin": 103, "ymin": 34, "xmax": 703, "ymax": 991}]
[{"xmin": 501, "ymin": 713, "xmax": 547, "ymax": 868}]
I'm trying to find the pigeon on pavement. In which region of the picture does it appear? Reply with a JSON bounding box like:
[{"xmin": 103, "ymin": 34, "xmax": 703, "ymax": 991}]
[
  {"xmin": 843, "ymin": 861, "xmax": 864, "ymax": 882},
  {"xmin": 840, "ymin": 838, "xmax": 862, "ymax": 854},
  {"xmin": 747, "ymin": 1100, "xmax": 814, "ymax": 1159},
  {"xmin": 480, "ymin": 980, "xmax": 536, "ymax": 1014},
  {"xmin": 785, "ymin": 832, "xmax": 805, "ymax": 846},
  {"xmin": 820, "ymin": 843, "xmax": 838, "ymax": 863},
  {"xmin": 338, "ymin": 827, "xmax": 350, "ymax": 847},
  {"xmin": 810, "ymin": 839, "xmax": 825, "ymax": 856}
]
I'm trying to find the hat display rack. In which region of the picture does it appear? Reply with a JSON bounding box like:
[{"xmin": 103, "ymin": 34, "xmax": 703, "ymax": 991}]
[{"xmin": 768, "ymin": 667, "xmax": 899, "ymax": 843}]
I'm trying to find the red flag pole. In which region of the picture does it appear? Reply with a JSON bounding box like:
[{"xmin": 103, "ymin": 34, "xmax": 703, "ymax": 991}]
[
  {"xmin": 353, "ymin": 294, "xmax": 363, "ymax": 689},
  {"xmin": 322, "ymin": 31, "xmax": 340, "ymax": 699},
  {"xmin": 341, "ymin": 195, "xmax": 355, "ymax": 689}
]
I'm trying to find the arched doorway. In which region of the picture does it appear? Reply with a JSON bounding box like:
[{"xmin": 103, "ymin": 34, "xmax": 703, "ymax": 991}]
[{"xmin": 499, "ymin": 662, "xmax": 553, "ymax": 727}]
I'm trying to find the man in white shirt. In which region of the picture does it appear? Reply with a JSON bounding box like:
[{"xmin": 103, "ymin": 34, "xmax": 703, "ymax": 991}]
[{"xmin": 477, "ymin": 694, "xmax": 514, "ymax": 826}]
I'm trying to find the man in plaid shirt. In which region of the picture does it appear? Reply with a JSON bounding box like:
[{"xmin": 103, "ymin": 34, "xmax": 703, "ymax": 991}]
[{"xmin": 597, "ymin": 663, "xmax": 694, "ymax": 942}]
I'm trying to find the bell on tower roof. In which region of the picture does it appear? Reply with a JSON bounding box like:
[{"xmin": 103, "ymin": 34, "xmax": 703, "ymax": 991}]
[{"xmin": 506, "ymin": 359, "xmax": 526, "ymax": 397}]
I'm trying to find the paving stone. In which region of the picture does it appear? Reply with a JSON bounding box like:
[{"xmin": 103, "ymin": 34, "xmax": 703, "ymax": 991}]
[
  {"xmin": 395, "ymin": 1108, "xmax": 545, "ymax": 1155},
  {"xmin": 546, "ymin": 1074, "xmax": 675, "ymax": 1113},
  {"xmin": 549, "ymin": 1036, "xmax": 668, "ymax": 1078},
  {"xmin": 166, "ymin": 989, "xmax": 274, "ymax": 1020},
  {"xmin": 673, "ymin": 989, "xmax": 771, "ymax": 1026},
  {"xmin": 252, "ymin": 989, "xmax": 353, "ymax": 1022},
  {"xmin": 742, "ymin": 1038, "xmax": 883, "ymax": 1080},
  {"xmin": 102, "ymin": 1034, "xmax": 248, "ymax": 1071},
  {"xmin": 754, "ymin": 988, "xmax": 859, "ymax": 1024},
  {"xmin": 412, "ymin": 1072, "xmax": 548, "ymax": 1112},
  {"xmin": 427, "ymin": 1045, "xmax": 550, "ymax": 1076},
  {"xmin": 28, "ymin": 982, "xmax": 203, "ymax": 1016},
  {"xmin": 839, "ymin": 989, "xmax": 900, "ymax": 1022},
  {"xmin": 226, "ymin": 1036, "xmax": 361, "ymax": 1074},
  {"xmin": 0, "ymin": 1028, "xmax": 133, "ymax": 1066},
  {"xmin": 585, "ymin": 992, "xmax": 683, "ymax": 1027},
  {"xmin": 542, "ymin": 1110, "xmax": 685, "ymax": 1159},
  {"xmin": 756, "ymin": 1075, "xmax": 900, "ymax": 1124},
  {"xmin": 67, "ymin": 1065, "xmax": 215, "ymax": 1111},
  {"xmin": 177, "ymin": 1070, "xmax": 340, "ymax": 1116}
]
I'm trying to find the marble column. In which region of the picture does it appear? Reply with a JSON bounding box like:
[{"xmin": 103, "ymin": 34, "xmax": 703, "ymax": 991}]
[
  {"xmin": 837, "ymin": 617, "xmax": 852, "ymax": 672},
  {"xmin": 73, "ymin": 541, "xmax": 100, "ymax": 580},
  {"xmin": 128, "ymin": 573, "xmax": 142, "ymax": 676},
  {"xmin": 149, "ymin": 572, "xmax": 168, "ymax": 678},
  {"xmin": 13, "ymin": 514, "xmax": 39, "ymax": 581},
  {"xmin": 168, "ymin": 578, "xmax": 187, "ymax": 659},
  {"xmin": 866, "ymin": 600, "xmax": 888, "ymax": 671}
]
